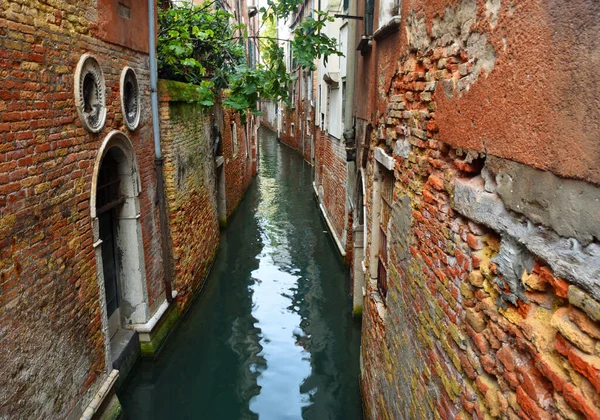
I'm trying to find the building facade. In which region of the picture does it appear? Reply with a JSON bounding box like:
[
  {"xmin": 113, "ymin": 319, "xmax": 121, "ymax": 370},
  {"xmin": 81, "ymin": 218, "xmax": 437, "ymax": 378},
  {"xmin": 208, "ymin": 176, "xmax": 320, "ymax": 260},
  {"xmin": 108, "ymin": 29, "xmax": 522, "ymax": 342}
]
[
  {"xmin": 0, "ymin": 0, "xmax": 258, "ymax": 418},
  {"xmin": 277, "ymin": 0, "xmax": 317, "ymax": 165},
  {"xmin": 352, "ymin": 0, "xmax": 600, "ymax": 418},
  {"xmin": 313, "ymin": 0, "xmax": 351, "ymax": 264},
  {"xmin": 0, "ymin": 1, "xmax": 165, "ymax": 417}
]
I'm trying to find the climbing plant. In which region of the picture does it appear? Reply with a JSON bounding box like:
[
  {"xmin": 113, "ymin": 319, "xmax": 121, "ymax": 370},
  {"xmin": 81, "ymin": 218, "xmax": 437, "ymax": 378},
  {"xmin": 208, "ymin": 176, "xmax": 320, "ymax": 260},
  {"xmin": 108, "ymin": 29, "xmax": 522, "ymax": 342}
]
[{"xmin": 157, "ymin": 0, "xmax": 341, "ymax": 118}]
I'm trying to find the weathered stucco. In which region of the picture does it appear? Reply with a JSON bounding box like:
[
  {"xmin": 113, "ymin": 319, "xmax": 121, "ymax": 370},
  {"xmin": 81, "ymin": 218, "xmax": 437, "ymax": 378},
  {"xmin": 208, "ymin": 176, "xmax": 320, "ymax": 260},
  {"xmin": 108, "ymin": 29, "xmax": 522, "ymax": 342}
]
[
  {"xmin": 356, "ymin": 0, "xmax": 600, "ymax": 184},
  {"xmin": 432, "ymin": 0, "xmax": 600, "ymax": 184},
  {"xmin": 356, "ymin": 0, "xmax": 600, "ymax": 418},
  {"xmin": 485, "ymin": 156, "xmax": 600, "ymax": 246}
]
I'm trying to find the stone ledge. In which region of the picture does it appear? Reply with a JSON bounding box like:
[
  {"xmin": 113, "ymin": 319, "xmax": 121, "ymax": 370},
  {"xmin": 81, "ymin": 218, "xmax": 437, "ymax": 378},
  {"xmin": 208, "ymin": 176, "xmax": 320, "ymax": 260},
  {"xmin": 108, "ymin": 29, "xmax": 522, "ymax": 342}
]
[
  {"xmin": 111, "ymin": 329, "xmax": 140, "ymax": 390},
  {"xmin": 373, "ymin": 15, "xmax": 401, "ymax": 41},
  {"xmin": 129, "ymin": 290, "xmax": 178, "ymax": 333},
  {"xmin": 128, "ymin": 291, "xmax": 181, "ymax": 358},
  {"xmin": 485, "ymin": 156, "xmax": 600, "ymax": 245},
  {"xmin": 313, "ymin": 181, "xmax": 347, "ymax": 257},
  {"xmin": 374, "ymin": 147, "xmax": 395, "ymax": 170},
  {"xmin": 80, "ymin": 370, "xmax": 120, "ymax": 420},
  {"xmin": 453, "ymin": 176, "xmax": 600, "ymax": 302}
]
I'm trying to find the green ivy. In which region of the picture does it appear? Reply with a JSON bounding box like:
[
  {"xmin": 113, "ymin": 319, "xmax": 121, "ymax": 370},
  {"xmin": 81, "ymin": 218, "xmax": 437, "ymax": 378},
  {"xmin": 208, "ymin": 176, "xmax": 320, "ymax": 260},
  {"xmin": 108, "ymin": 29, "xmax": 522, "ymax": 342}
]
[{"xmin": 158, "ymin": 0, "xmax": 342, "ymax": 119}]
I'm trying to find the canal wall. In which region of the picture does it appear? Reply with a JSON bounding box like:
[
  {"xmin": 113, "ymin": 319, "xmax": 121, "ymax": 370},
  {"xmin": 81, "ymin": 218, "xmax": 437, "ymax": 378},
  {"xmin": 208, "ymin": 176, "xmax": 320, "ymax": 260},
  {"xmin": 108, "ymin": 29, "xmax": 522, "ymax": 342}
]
[
  {"xmin": 276, "ymin": 70, "xmax": 315, "ymax": 165},
  {"xmin": 157, "ymin": 80, "xmax": 221, "ymax": 313},
  {"xmin": 221, "ymin": 108, "xmax": 258, "ymax": 221},
  {"xmin": 313, "ymin": 127, "xmax": 350, "ymax": 260},
  {"xmin": 355, "ymin": 0, "xmax": 600, "ymax": 419},
  {"xmin": 0, "ymin": 2, "xmax": 259, "ymax": 418}
]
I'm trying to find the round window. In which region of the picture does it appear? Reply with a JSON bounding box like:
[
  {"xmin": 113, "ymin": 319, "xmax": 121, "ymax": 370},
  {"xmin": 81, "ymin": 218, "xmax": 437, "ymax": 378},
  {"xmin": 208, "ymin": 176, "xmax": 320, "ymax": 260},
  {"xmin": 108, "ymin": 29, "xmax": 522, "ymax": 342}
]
[
  {"xmin": 120, "ymin": 67, "xmax": 141, "ymax": 131},
  {"xmin": 74, "ymin": 54, "xmax": 107, "ymax": 133}
]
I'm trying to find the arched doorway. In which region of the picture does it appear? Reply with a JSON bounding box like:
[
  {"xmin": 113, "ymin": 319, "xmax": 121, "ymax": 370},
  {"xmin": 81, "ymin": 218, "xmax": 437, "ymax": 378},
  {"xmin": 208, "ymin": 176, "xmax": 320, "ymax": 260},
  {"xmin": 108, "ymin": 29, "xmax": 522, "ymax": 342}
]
[
  {"xmin": 96, "ymin": 148, "xmax": 123, "ymax": 338},
  {"xmin": 91, "ymin": 131, "xmax": 149, "ymax": 363}
]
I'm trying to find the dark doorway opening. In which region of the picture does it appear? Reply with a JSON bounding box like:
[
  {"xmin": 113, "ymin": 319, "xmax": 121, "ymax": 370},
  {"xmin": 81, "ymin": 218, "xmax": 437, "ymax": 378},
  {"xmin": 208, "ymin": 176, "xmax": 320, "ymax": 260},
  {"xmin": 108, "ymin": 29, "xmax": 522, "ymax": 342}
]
[{"xmin": 96, "ymin": 149, "xmax": 124, "ymax": 339}]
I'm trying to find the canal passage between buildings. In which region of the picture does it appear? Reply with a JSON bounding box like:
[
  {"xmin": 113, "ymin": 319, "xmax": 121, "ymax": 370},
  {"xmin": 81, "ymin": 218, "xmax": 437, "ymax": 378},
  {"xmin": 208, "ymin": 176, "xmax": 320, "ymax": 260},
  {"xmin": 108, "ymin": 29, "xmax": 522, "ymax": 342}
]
[{"xmin": 118, "ymin": 127, "xmax": 363, "ymax": 419}]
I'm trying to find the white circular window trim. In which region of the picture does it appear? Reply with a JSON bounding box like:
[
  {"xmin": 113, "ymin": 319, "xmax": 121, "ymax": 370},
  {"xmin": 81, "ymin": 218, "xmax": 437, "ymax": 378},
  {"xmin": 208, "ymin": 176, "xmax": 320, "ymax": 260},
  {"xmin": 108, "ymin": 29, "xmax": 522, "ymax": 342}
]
[
  {"xmin": 74, "ymin": 54, "xmax": 107, "ymax": 133},
  {"xmin": 120, "ymin": 67, "xmax": 141, "ymax": 131}
]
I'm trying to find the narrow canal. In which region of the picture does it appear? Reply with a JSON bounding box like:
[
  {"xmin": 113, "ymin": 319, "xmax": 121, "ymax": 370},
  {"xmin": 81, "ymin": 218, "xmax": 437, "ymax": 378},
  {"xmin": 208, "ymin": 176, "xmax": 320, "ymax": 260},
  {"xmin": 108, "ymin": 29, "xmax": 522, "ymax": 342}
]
[{"xmin": 118, "ymin": 127, "xmax": 363, "ymax": 419}]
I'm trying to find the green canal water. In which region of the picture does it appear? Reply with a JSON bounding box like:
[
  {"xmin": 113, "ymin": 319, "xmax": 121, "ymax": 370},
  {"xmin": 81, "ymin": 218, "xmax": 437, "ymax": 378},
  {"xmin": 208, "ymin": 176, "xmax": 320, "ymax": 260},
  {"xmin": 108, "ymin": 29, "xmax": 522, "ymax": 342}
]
[{"xmin": 118, "ymin": 127, "xmax": 363, "ymax": 419}]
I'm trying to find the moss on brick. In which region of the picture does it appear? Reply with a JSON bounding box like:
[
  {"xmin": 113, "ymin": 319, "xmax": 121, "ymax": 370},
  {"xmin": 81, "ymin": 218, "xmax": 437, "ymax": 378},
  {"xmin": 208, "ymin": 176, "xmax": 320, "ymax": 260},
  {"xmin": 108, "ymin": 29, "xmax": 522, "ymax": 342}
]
[
  {"xmin": 158, "ymin": 79, "xmax": 206, "ymax": 103},
  {"xmin": 98, "ymin": 394, "xmax": 122, "ymax": 420},
  {"xmin": 140, "ymin": 305, "xmax": 180, "ymax": 358}
]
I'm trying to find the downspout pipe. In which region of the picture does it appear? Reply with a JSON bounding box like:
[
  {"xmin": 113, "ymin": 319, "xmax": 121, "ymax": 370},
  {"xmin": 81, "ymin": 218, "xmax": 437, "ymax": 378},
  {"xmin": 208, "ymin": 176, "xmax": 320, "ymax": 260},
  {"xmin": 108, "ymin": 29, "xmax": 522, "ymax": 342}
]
[{"xmin": 149, "ymin": 0, "xmax": 174, "ymax": 304}]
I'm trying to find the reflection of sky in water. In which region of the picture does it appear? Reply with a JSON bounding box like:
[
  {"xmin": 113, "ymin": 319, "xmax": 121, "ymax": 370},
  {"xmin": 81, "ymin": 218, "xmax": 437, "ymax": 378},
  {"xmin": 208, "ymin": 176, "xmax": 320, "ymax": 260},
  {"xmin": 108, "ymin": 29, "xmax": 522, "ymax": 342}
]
[
  {"xmin": 118, "ymin": 128, "xmax": 362, "ymax": 420},
  {"xmin": 249, "ymin": 171, "xmax": 312, "ymax": 418}
]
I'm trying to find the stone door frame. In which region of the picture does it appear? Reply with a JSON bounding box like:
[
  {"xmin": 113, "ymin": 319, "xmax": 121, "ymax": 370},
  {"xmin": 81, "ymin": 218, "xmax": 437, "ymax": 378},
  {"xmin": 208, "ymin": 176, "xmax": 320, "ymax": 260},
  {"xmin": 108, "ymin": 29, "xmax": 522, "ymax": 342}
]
[{"xmin": 90, "ymin": 130, "xmax": 149, "ymax": 368}]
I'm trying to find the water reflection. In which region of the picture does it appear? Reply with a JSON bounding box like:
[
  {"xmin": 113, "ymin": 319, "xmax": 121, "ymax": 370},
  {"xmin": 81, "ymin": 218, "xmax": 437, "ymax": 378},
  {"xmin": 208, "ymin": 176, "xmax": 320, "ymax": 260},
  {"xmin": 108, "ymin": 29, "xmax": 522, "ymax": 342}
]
[{"xmin": 119, "ymin": 128, "xmax": 362, "ymax": 419}]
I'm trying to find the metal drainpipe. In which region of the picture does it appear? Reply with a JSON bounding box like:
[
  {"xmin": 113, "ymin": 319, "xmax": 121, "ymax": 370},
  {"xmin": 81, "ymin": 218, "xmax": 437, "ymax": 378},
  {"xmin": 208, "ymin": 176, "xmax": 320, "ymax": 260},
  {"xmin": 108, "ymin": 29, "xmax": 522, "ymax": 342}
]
[
  {"xmin": 342, "ymin": 0, "xmax": 357, "ymax": 151},
  {"xmin": 343, "ymin": 0, "xmax": 357, "ymax": 194},
  {"xmin": 148, "ymin": 0, "xmax": 174, "ymax": 304},
  {"xmin": 342, "ymin": 0, "xmax": 358, "ymax": 271}
]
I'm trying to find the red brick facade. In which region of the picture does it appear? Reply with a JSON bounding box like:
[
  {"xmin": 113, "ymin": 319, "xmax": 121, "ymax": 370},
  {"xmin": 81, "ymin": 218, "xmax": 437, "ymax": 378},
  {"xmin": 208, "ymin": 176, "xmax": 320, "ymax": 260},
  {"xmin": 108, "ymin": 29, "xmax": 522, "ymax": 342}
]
[
  {"xmin": 0, "ymin": 1, "xmax": 165, "ymax": 417},
  {"xmin": 222, "ymin": 109, "xmax": 257, "ymax": 219},
  {"xmin": 314, "ymin": 128, "xmax": 347, "ymax": 251},
  {"xmin": 355, "ymin": 0, "xmax": 600, "ymax": 418},
  {"xmin": 0, "ymin": 1, "xmax": 258, "ymax": 418},
  {"xmin": 158, "ymin": 80, "xmax": 221, "ymax": 312}
]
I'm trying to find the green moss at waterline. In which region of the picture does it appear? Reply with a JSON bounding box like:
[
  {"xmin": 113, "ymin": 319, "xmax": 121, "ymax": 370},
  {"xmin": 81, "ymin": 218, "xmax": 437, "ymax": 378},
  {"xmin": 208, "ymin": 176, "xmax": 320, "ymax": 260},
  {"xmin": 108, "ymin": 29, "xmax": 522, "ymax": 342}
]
[
  {"xmin": 140, "ymin": 305, "xmax": 180, "ymax": 358},
  {"xmin": 353, "ymin": 305, "xmax": 363, "ymax": 317},
  {"xmin": 98, "ymin": 394, "xmax": 122, "ymax": 420}
]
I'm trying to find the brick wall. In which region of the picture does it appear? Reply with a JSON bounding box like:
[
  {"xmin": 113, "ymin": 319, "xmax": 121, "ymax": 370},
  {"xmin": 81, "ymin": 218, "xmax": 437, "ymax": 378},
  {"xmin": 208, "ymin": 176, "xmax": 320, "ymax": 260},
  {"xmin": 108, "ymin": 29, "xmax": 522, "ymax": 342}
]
[
  {"xmin": 158, "ymin": 80, "xmax": 220, "ymax": 312},
  {"xmin": 314, "ymin": 127, "xmax": 347, "ymax": 248},
  {"xmin": 222, "ymin": 108, "xmax": 256, "ymax": 219},
  {"xmin": 279, "ymin": 104, "xmax": 301, "ymax": 151},
  {"xmin": 0, "ymin": 1, "xmax": 165, "ymax": 417},
  {"xmin": 362, "ymin": 140, "xmax": 600, "ymax": 419},
  {"xmin": 359, "ymin": 0, "xmax": 600, "ymax": 418},
  {"xmin": 279, "ymin": 69, "xmax": 314, "ymax": 164}
]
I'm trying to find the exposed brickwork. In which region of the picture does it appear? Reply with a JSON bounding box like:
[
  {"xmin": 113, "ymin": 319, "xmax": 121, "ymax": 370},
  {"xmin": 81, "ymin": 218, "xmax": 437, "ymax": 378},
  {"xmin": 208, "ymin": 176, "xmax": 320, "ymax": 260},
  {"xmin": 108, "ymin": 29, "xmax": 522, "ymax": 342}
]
[
  {"xmin": 222, "ymin": 108, "xmax": 256, "ymax": 218},
  {"xmin": 279, "ymin": 69, "xmax": 314, "ymax": 164},
  {"xmin": 0, "ymin": 1, "xmax": 165, "ymax": 417},
  {"xmin": 358, "ymin": 1, "xmax": 600, "ymax": 418},
  {"xmin": 362, "ymin": 135, "xmax": 600, "ymax": 419},
  {"xmin": 279, "ymin": 105, "xmax": 301, "ymax": 150},
  {"xmin": 158, "ymin": 80, "xmax": 220, "ymax": 312},
  {"xmin": 314, "ymin": 128, "xmax": 347, "ymax": 247}
]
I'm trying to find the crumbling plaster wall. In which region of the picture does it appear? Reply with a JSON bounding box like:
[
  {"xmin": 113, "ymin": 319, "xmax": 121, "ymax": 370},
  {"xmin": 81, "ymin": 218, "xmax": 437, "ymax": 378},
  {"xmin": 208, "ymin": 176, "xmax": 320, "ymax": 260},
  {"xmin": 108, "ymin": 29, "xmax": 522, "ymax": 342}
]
[
  {"xmin": 422, "ymin": 0, "xmax": 600, "ymax": 184},
  {"xmin": 360, "ymin": 0, "xmax": 600, "ymax": 418}
]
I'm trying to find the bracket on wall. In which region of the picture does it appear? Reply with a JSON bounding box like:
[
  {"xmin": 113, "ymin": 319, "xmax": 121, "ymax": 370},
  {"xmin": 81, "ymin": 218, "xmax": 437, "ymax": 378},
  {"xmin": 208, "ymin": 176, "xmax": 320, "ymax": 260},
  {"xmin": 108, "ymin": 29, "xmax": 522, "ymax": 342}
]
[
  {"xmin": 357, "ymin": 35, "xmax": 373, "ymax": 56},
  {"xmin": 373, "ymin": 15, "xmax": 401, "ymax": 41},
  {"xmin": 323, "ymin": 72, "xmax": 340, "ymax": 88},
  {"xmin": 334, "ymin": 14, "xmax": 364, "ymax": 20}
]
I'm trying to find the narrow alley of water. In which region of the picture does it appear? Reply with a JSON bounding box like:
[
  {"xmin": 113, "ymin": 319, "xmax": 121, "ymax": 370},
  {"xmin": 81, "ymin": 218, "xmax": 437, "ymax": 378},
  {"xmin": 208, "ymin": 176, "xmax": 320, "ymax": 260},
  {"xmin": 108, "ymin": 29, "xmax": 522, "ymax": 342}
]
[{"xmin": 118, "ymin": 127, "xmax": 363, "ymax": 419}]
